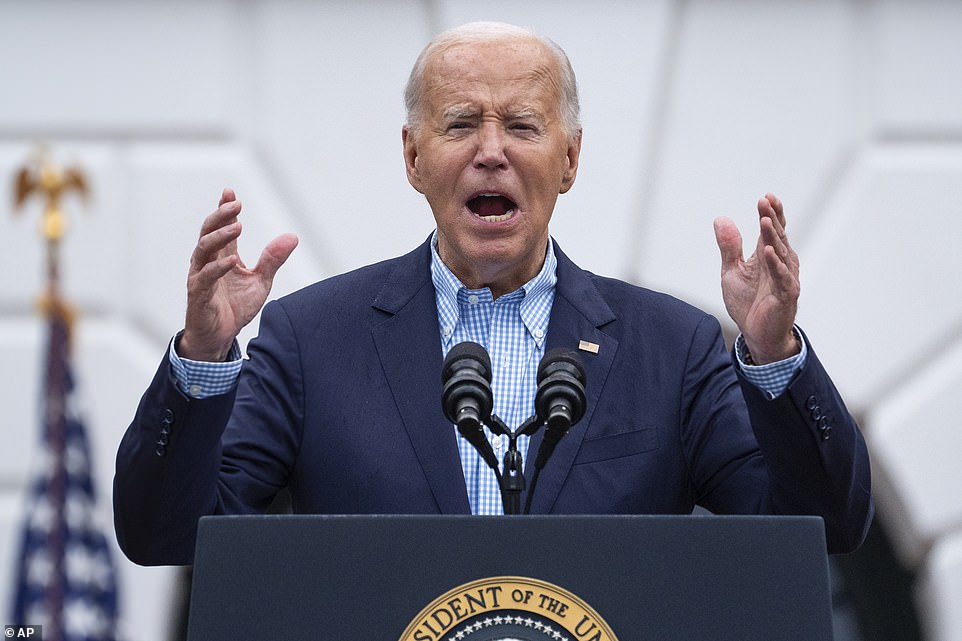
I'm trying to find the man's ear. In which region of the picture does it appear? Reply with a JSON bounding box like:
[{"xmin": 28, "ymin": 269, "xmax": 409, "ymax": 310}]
[
  {"xmin": 559, "ymin": 128, "xmax": 582, "ymax": 194},
  {"xmin": 402, "ymin": 126, "xmax": 424, "ymax": 194}
]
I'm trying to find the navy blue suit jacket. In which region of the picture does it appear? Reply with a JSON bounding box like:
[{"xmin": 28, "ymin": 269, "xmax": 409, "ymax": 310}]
[{"xmin": 114, "ymin": 238, "xmax": 872, "ymax": 565}]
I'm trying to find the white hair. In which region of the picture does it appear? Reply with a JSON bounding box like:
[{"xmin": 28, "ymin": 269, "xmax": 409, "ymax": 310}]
[{"xmin": 403, "ymin": 21, "xmax": 581, "ymax": 139}]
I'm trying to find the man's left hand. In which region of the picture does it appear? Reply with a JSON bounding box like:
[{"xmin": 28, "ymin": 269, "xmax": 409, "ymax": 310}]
[{"xmin": 714, "ymin": 193, "xmax": 801, "ymax": 364}]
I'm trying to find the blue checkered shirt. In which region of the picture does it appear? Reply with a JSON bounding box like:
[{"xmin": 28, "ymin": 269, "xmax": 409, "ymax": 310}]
[
  {"xmin": 170, "ymin": 334, "xmax": 243, "ymax": 399},
  {"xmin": 430, "ymin": 234, "xmax": 557, "ymax": 515},
  {"xmin": 169, "ymin": 236, "xmax": 806, "ymax": 515}
]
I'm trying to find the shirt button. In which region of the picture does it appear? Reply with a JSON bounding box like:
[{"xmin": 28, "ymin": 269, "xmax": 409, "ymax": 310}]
[
  {"xmin": 501, "ymin": 354, "xmax": 510, "ymax": 368},
  {"xmin": 533, "ymin": 328, "xmax": 544, "ymax": 339},
  {"xmin": 442, "ymin": 326, "xmax": 453, "ymax": 337},
  {"xmin": 188, "ymin": 384, "xmax": 203, "ymax": 397},
  {"xmin": 467, "ymin": 294, "xmax": 479, "ymax": 304}
]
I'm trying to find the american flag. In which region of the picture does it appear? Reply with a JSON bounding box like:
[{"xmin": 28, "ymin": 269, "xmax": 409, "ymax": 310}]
[{"xmin": 10, "ymin": 308, "xmax": 119, "ymax": 641}]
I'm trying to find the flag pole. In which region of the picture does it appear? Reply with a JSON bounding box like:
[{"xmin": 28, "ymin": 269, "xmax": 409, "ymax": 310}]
[{"xmin": 11, "ymin": 150, "xmax": 119, "ymax": 641}]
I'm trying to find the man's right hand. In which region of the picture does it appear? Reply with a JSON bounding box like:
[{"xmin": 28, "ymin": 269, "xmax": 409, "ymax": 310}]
[{"xmin": 179, "ymin": 188, "xmax": 299, "ymax": 362}]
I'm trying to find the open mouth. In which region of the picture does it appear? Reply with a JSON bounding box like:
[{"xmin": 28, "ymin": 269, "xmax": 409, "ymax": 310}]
[{"xmin": 467, "ymin": 193, "xmax": 517, "ymax": 222}]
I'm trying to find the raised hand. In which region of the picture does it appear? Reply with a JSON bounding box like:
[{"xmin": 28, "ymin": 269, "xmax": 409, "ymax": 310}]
[
  {"xmin": 713, "ymin": 193, "xmax": 800, "ymax": 365},
  {"xmin": 179, "ymin": 188, "xmax": 298, "ymax": 361}
]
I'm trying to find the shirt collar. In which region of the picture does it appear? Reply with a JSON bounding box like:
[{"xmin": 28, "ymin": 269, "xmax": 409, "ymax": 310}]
[{"xmin": 430, "ymin": 230, "xmax": 557, "ymax": 347}]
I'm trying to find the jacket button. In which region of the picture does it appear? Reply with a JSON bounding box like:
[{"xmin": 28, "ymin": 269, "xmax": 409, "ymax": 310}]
[
  {"xmin": 806, "ymin": 395, "xmax": 818, "ymax": 410},
  {"xmin": 157, "ymin": 431, "xmax": 170, "ymax": 446},
  {"xmin": 155, "ymin": 444, "xmax": 167, "ymax": 457},
  {"xmin": 820, "ymin": 426, "xmax": 832, "ymax": 441},
  {"xmin": 810, "ymin": 406, "xmax": 823, "ymax": 421},
  {"xmin": 162, "ymin": 408, "xmax": 174, "ymax": 424}
]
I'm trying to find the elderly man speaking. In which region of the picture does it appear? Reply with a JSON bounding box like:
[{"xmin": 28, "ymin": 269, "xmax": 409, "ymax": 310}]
[{"xmin": 114, "ymin": 22, "xmax": 872, "ymax": 565}]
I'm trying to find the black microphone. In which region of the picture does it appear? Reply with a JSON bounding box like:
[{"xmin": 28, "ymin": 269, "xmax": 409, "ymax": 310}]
[
  {"xmin": 441, "ymin": 342, "xmax": 499, "ymax": 473},
  {"xmin": 533, "ymin": 348, "xmax": 587, "ymax": 470}
]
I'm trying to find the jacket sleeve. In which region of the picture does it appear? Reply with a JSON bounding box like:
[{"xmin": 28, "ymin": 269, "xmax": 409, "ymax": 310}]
[
  {"xmin": 735, "ymin": 334, "xmax": 874, "ymax": 554},
  {"xmin": 113, "ymin": 348, "xmax": 236, "ymax": 565},
  {"xmin": 113, "ymin": 301, "xmax": 305, "ymax": 566}
]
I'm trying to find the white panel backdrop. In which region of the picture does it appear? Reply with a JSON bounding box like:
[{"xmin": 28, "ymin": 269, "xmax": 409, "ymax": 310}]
[{"xmin": 1, "ymin": 1, "xmax": 961, "ymax": 640}]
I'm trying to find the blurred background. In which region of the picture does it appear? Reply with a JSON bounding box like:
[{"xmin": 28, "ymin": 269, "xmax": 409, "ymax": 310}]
[{"xmin": 1, "ymin": 1, "xmax": 960, "ymax": 639}]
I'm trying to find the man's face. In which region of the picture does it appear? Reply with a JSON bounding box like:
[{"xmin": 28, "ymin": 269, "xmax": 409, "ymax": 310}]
[{"xmin": 403, "ymin": 37, "xmax": 581, "ymax": 296}]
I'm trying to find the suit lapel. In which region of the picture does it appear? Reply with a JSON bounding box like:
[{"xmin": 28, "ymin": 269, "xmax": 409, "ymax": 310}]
[
  {"xmin": 524, "ymin": 243, "xmax": 619, "ymax": 513},
  {"xmin": 368, "ymin": 238, "xmax": 618, "ymax": 515},
  {"xmin": 370, "ymin": 239, "xmax": 471, "ymax": 514}
]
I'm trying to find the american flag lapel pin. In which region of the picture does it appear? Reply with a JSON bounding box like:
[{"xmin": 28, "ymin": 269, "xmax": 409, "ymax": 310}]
[{"xmin": 578, "ymin": 340, "xmax": 600, "ymax": 354}]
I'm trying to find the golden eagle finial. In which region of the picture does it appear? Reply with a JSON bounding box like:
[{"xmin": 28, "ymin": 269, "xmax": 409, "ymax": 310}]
[
  {"xmin": 14, "ymin": 149, "xmax": 89, "ymax": 243},
  {"xmin": 12, "ymin": 148, "xmax": 89, "ymax": 325}
]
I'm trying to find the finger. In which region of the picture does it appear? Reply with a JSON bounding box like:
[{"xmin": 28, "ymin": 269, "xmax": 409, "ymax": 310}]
[
  {"xmin": 758, "ymin": 216, "xmax": 782, "ymax": 256},
  {"xmin": 190, "ymin": 221, "xmax": 243, "ymax": 271},
  {"xmin": 253, "ymin": 233, "xmax": 299, "ymax": 282},
  {"xmin": 187, "ymin": 253, "xmax": 240, "ymax": 296},
  {"xmin": 713, "ymin": 216, "xmax": 744, "ymax": 270},
  {"xmin": 758, "ymin": 210, "xmax": 799, "ymax": 272},
  {"xmin": 761, "ymin": 192, "xmax": 786, "ymax": 229},
  {"xmin": 762, "ymin": 245, "xmax": 801, "ymax": 299},
  {"xmin": 199, "ymin": 198, "xmax": 242, "ymax": 239},
  {"xmin": 218, "ymin": 187, "xmax": 237, "ymax": 208}
]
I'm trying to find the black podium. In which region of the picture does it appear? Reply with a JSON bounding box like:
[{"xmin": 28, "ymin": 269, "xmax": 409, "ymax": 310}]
[{"xmin": 187, "ymin": 514, "xmax": 834, "ymax": 641}]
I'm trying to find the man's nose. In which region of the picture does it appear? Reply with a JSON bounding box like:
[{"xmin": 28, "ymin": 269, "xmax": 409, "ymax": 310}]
[{"xmin": 473, "ymin": 123, "xmax": 508, "ymax": 170}]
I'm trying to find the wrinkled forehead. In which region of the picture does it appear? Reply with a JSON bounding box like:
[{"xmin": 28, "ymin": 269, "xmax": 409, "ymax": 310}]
[{"xmin": 423, "ymin": 37, "xmax": 563, "ymax": 102}]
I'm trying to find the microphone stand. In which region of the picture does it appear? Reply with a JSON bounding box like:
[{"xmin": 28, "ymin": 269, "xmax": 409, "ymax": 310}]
[
  {"xmin": 487, "ymin": 414, "xmax": 542, "ymax": 515},
  {"xmin": 445, "ymin": 345, "xmax": 585, "ymax": 516}
]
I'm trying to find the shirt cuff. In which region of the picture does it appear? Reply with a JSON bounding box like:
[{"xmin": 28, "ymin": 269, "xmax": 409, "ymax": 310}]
[
  {"xmin": 168, "ymin": 333, "xmax": 243, "ymax": 399},
  {"xmin": 734, "ymin": 327, "xmax": 807, "ymax": 399}
]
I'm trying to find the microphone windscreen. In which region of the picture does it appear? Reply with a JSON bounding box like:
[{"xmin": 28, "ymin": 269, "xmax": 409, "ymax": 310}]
[
  {"xmin": 537, "ymin": 347, "xmax": 586, "ymax": 384},
  {"xmin": 442, "ymin": 341, "xmax": 492, "ymax": 383}
]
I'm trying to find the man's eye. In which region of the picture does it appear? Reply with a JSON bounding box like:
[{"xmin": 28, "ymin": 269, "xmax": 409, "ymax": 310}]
[
  {"xmin": 449, "ymin": 122, "xmax": 472, "ymax": 131},
  {"xmin": 510, "ymin": 123, "xmax": 538, "ymax": 133}
]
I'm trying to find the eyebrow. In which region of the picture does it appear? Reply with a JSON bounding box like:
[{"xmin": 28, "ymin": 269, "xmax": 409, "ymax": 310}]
[
  {"xmin": 441, "ymin": 106, "xmax": 544, "ymax": 122},
  {"xmin": 508, "ymin": 109, "xmax": 541, "ymax": 121},
  {"xmin": 442, "ymin": 105, "xmax": 479, "ymax": 121}
]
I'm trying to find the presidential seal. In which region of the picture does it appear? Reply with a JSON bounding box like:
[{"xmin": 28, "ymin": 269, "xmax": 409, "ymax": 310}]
[{"xmin": 398, "ymin": 576, "xmax": 619, "ymax": 641}]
